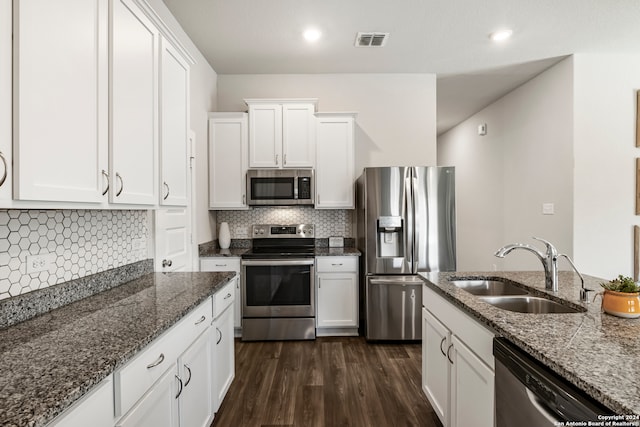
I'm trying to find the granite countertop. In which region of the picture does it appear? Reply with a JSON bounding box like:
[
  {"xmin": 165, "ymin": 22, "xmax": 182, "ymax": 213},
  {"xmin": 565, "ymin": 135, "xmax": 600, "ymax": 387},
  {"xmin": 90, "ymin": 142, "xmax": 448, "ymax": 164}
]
[
  {"xmin": 0, "ymin": 271, "xmax": 236, "ymax": 427},
  {"xmin": 420, "ymin": 270, "xmax": 640, "ymax": 416}
]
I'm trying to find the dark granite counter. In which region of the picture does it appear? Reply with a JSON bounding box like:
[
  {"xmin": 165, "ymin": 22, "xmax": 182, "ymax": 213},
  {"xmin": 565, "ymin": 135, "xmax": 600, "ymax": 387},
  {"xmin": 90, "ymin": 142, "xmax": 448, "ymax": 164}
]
[
  {"xmin": 420, "ymin": 270, "xmax": 640, "ymax": 416},
  {"xmin": 313, "ymin": 246, "xmax": 361, "ymax": 256},
  {"xmin": 0, "ymin": 271, "xmax": 235, "ymax": 427}
]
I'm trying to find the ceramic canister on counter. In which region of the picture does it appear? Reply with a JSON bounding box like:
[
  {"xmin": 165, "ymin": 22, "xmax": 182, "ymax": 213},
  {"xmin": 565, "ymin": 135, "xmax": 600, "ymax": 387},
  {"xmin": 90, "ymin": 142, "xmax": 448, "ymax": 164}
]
[{"xmin": 219, "ymin": 222, "xmax": 231, "ymax": 249}]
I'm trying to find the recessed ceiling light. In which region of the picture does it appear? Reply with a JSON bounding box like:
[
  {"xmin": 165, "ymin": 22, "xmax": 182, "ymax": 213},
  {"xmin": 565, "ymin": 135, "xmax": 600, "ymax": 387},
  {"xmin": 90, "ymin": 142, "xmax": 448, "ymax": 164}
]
[
  {"xmin": 489, "ymin": 29, "xmax": 513, "ymax": 42},
  {"xmin": 303, "ymin": 28, "xmax": 321, "ymax": 42}
]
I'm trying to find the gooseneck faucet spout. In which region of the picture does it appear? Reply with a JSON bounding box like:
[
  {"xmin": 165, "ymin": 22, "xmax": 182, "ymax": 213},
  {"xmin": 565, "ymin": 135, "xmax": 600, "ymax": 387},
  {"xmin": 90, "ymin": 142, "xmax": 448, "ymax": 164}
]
[{"xmin": 494, "ymin": 237, "xmax": 559, "ymax": 292}]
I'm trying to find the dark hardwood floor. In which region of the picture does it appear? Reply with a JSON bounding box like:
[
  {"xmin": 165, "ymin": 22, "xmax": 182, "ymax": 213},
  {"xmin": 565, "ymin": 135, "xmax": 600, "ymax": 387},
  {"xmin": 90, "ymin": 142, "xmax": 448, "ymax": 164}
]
[{"xmin": 211, "ymin": 337, "xmax": 443, "ymax": 427}]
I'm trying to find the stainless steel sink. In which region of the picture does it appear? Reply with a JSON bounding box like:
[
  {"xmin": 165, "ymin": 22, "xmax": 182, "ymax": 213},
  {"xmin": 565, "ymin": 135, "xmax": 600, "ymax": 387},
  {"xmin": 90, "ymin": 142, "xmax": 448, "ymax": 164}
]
[
  {"xmin": 478, "ymin": 296, "xmax": 584, "ymax": 314},
  {"xmin": 450, "ymin": 279, "xmax": 529, "ymax": 296}
]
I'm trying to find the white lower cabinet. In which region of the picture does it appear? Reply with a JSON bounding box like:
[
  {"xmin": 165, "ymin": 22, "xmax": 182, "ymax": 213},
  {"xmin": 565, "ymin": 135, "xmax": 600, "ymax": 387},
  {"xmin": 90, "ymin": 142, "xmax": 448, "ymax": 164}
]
[
  {"xmin": 200, "ymin": 257, "xmax": 242, "ymax": 333},
  {"xmin": 422, "ymin": 285, "xmax": 495, "ymax": 427},
  {"xmin": 211, "ymin": 277, "xmax": 236, "ymax": 413},
  {"xmin": 315, "ymin": 256, "xmax": 359, "ymax": 336},
  {"xmin": 115, "ymin": 367, "xmax": 178, "ymax": 427},
  {"xmin": 177, "ymin": 331, "xmax": 213, "ymax": 427}
]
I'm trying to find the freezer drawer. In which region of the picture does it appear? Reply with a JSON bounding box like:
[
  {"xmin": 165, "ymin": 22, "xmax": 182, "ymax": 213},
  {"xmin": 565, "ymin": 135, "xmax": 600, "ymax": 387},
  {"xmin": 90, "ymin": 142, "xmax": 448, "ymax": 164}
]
[{"xmin": 365, "ymin": 276, "xmax": 423, "ymax": 340}]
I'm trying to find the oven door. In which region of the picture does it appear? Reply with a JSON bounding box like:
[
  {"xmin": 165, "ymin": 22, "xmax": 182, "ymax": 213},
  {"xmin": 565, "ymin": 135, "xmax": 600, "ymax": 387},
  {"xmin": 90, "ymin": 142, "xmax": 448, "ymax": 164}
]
[{"xmin": 242, "ymin": 259, "xmax": 315, "ymax": 317}]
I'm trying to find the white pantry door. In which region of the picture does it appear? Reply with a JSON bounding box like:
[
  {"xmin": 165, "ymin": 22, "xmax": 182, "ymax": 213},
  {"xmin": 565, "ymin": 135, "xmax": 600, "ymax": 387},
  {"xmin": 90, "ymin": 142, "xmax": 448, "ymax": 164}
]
[{"xmin": 154, "ymin": 208, "xmax": 191, "ymax": 272}]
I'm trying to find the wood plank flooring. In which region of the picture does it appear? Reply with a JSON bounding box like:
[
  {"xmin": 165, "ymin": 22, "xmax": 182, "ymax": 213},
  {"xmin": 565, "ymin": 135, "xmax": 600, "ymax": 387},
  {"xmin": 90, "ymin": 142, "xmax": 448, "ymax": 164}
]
[{"xmin": 211, "ymin": 337, "xmax": 443, "ymax": 427}]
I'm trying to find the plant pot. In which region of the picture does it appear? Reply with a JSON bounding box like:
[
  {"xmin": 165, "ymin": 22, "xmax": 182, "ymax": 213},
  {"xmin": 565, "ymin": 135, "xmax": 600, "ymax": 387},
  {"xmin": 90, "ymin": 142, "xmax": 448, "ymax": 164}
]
[{"xmin": 602, "ymin": 289, "xmax": 640, "ymax": 318}]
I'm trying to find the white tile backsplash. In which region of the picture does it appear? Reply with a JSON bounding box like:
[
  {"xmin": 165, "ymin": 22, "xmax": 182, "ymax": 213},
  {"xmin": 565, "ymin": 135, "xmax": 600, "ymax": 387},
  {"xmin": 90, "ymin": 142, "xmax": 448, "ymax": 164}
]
[
  {"xmin": 0, "ymin": 210, "xmax": 149, "ymax": 300},
  {"xmin": 217, "ymin": 208, "xmax": 352, "ymax": 238}
]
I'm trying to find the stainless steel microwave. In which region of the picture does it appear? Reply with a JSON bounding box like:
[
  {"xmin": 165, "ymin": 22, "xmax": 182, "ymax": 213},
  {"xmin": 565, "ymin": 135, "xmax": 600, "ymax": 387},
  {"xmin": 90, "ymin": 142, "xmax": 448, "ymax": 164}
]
[{"xmin": 246, "ymin": 169, "xmax": 314, "ymax": 206}]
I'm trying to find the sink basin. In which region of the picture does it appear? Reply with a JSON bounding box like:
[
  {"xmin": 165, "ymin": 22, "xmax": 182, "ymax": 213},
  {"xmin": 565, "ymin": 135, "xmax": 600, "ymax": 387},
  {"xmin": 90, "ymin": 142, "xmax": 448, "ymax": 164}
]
[
  {"xmin": 479, "ymin": 296, "xmax": 584, "ymax": 314},
  {"xmin": 450, "ymin": 279, "xmax": 529, "ymax": 296}
]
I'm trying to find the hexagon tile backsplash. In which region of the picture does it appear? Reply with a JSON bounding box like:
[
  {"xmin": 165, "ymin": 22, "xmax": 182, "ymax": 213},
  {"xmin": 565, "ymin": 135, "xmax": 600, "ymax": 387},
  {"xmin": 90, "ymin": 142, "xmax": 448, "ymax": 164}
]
[{"xmin": 0, "ymin": 210, "xmax": 149, "ymax": 301}]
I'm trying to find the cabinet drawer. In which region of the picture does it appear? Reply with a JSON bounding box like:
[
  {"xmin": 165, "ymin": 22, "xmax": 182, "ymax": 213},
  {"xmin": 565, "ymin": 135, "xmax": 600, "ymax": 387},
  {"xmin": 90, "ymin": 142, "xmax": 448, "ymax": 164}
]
[
  {"xmin": 200, "ymin": 257, "xmax": 241, "ymax": 272},
  {"xmin": 316, "ymin": 256, "xmax": 358, "ymax": 273},
  {"xmin": 213, "ymin": 278, "xmax": 235, "ymax": 318},
  {"xmin": 114, "ymin": 297, "xmax": 212, "ymax": 417}
]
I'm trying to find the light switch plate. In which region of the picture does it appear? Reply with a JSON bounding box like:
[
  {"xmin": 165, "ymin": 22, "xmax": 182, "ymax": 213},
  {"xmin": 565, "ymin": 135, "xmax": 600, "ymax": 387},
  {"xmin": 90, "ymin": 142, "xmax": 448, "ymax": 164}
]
[{"xmin": 542, "ymin": 203, "xmax": 555, "ymax": 215}]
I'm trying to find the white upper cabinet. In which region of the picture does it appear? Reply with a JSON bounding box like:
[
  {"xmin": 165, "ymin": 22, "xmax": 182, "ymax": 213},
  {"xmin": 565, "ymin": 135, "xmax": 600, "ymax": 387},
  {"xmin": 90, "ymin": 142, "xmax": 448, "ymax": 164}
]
[
  {"xmin": 159, "ymin": 37, "xmax": 189, "ymax": 206},
  {"xmin": 315, "ymin": 113, "xmax": 356, "ymax": 209},
  {"xmin": 0, "ymin": 0, "xmax": 11, "ymax": 206},
  {"xmin": 246, "ymin": 99, "xmax": 316, "ymax": 169},
  {"xmin": 110, "ymin": 0, "xmax": 158, "ymax": 205},
  {"xmin": 13, "ymin": 0, "xmax": 108, "ymax": 203},
  {"xmin": 208, "ymin": 113, "xmax": 248, "ymax": 210}
]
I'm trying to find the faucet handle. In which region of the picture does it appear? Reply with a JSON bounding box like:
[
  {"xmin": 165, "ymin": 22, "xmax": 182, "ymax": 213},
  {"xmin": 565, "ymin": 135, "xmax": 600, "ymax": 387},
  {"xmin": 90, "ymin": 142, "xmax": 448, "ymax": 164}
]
[{"xmin": 532, "ymin": 237, "xmax": 558, "ymax": 255}]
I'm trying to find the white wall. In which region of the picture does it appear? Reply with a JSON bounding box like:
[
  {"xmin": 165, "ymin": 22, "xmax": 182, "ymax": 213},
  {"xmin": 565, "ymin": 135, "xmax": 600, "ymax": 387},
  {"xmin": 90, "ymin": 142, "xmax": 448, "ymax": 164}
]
[
  {"xmin": 438, "ymin": 58, "xmax": 574, "ymax": 271},
  {"xmin": 217, "ymin": 74, "xmax": 437, "ymax": 174},
  {"xmin": 573, "ymin": 54, "xmax": 640, "ymax": 279},
  {"xmin": 147, "ymin": 0, "xmax": 218, "ymax": 244}
]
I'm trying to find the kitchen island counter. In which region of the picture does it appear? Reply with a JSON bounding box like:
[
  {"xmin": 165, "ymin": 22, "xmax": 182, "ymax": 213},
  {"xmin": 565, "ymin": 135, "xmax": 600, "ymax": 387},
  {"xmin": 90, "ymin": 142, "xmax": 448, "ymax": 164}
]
[
  {"xmin": 421, "ymin": 271, "xmax": 640, "ymax": 417},
  {"xmin": 0, "ymin": 271, "xmax": 235, "ymax": 427}
]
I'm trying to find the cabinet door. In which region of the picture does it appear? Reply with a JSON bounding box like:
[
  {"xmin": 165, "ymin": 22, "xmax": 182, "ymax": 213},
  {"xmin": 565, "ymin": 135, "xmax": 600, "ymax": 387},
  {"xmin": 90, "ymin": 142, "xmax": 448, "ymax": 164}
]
[
  {"xmin": 0, "ymin": 0, "xmax": 11, "ymax": 206},
  {"xmin": 422, "ymin": 308, "xmax": 450, "ymax": 426},
  {"xmin": 116, "ymin": 366, "xmax": 178, "ymax": 427},
  {"xmin": 316, "ymin": 273, "xmax": 358, "ymax": 328},
  {"xmin": 110, "ymin": 0, "xmax": 158, "ymax": 205},
  {"xmin": 159, "ymin": 38, "xmax": 189, "ymax": 207},
  {"xmin": 208, "ymin": 113, "xmax": 248, "ymax": 209},
  {"xmin": 211, "ymin": 305, "xmax": 235, "ymax": 412},
  {"xmin": 13, "ymin": 0, "xmax": 108, "ymax": 203},
  {"xmin": 248, "ymin": 103, "xmax": 281, "ymax": 168},
  {"xmin": 316, "ymin": 115, "xmax": 355, "ymax": 209},
  {"xmin": 282, "ymin": 103, "xmax": 315, "ymax": 168},
  {"xmin": 178, "ymin": 331, "xmax": 212, "ymax": 427},
  {"xmin": 451, "ymin": 335, "xmax": 494, "ymax": 427}
]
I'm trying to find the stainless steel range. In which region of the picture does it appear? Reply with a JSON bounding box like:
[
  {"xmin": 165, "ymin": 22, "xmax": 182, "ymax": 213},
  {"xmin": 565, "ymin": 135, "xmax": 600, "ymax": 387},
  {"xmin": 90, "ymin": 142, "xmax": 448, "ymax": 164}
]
[{"xmin": 241, "ymin": 224, "xmax": 316, "ymax": 341}]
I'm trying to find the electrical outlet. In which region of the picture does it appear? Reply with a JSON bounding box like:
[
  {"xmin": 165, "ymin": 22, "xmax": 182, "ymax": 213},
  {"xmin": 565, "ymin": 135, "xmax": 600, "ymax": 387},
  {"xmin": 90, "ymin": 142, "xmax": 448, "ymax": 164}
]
[
  {"xmin": 132, "ymin": 238, "xmax": 146, "ymax": 251},
  {"xmin": 26, "ymin": 254, "xmax": 53, "ymax": 274},
  {"xmin": 335, "ymin": 224, "xmax": 346, "ymax": 233},
  {"xmin": 235, "ymin": 226, "xmax": 248, "ymax": 237}
]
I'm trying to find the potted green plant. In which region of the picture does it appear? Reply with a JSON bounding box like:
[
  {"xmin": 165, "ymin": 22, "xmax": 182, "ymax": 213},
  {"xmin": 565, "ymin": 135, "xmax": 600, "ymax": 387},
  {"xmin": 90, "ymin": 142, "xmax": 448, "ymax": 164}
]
[{"xmin": 600, "ymin": 275, "xmax": 640, "ymax": 318}]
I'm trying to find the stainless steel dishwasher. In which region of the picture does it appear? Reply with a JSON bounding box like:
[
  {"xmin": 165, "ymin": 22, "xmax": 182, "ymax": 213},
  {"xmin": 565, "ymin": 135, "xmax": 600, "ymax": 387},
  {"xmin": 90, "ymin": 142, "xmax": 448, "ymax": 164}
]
[
  {"xmin": 365, "ymin": 276, "xmax": 423, "ymax": 340},
  {"xmin": 494, "ymin": 337, "xmax": 611, "ymax": 426}
]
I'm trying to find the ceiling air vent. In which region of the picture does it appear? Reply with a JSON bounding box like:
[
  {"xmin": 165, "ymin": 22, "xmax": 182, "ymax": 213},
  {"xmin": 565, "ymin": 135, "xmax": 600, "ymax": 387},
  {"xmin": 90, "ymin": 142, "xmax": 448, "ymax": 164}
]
[{"xmin": 355, "ymin": 32, "xmax": 389, "ymax": 47}]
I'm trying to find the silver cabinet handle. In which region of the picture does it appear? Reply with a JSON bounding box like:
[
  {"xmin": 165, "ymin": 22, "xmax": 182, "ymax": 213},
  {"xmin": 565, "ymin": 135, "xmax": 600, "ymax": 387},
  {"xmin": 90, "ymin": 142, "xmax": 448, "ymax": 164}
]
[
  {"xmin": 101, "ymin": 170, "xmax": 109, "ymax": 196},
  {"xmin": 275, "ymin": 154, "xmax": 279, "ymax": 165},
  {"xmin": 224, "ymin": 293, "xmax": 232, "ymax": 300},
  {"xmin": 0, "ymin": 151, "xmax": 7, "ymax": 188},
  {"xmin": 216, "ymin": 327, "xmax": 222, "ymax": 345},
  {"xmin": 215, "ymin": 264, "xmax": 227, "ymax": 267},
  {"xmin": 446, "ymin": 344, "xmax": 454, "ymax": 364},
  {"xmin": 242, "ymin": 194, "xmax": 246, "ymax": 205},
  {"xmin": 194, "ymin": 315, "xmax": 206, "ymax": 325},
  {"xmin": 283, "ymin": 154, "xmax": 287, "ymax": 165},
  {"xmin": 162, "ymin": 259, "xmax": 173, "ymax": 268},
  {"xmin": 115, "ymin": 172, "xmax": 123, "ymax": 196},
  {"xmin": 175, "ymin": 375, "xmax": 183, "ymax": 399},
  {"xmin": 331, "ymin": 263, "xmax": 343, "ymax": 267},
  {"xmin": 439, "ymin": 336, "xmax": 447, "ymax": 357},
  {"xmin": 146, "ymin": 353, "xmax": 165, "ymax": 369},
  {"xmin": 163, "ymin": 181, "xmax": 170, "ymax": 200},
  {"xmin": 183, "ymin": 364, "xmax": 192, "ymax": 387},
  {"xmin": 317, "ymin": 193, "xmax": 320, "ymax": 204}
]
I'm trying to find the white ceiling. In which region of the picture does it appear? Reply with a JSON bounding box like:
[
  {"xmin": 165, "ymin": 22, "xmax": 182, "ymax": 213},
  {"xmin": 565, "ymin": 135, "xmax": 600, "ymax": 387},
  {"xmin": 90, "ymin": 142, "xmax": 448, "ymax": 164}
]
[{"xmin": 162, "ymin": 0, "xmax": 640, "ymax": 134}]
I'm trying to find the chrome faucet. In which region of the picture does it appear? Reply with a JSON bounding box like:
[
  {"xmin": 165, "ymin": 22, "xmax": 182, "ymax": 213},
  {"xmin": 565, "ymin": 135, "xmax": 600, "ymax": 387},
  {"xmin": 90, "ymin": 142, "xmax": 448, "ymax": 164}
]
[{"xmin": 494, "ymin": 237, "xmax": 559, "ymax": 292}]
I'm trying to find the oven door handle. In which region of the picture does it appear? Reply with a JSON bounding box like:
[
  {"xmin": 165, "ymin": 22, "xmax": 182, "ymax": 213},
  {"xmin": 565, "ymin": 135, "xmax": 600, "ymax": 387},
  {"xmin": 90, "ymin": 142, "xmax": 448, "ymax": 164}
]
[{"xmin": 242, "ymin": 259, "xmax": 315, "ymax": 266}]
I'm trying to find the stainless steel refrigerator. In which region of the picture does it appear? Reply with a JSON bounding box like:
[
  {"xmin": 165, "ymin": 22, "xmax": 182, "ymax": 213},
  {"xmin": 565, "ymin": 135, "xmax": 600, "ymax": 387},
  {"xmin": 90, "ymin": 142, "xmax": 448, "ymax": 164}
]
[{"xmin": 356, "ymin": 166, "xmax": 456, "ymax": 340}]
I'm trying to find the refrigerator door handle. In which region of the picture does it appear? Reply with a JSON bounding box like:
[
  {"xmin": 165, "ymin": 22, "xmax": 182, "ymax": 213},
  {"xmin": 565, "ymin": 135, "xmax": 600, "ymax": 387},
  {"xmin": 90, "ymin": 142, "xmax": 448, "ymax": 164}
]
[{"xmin": 404, "ymin": 167, "xmax": 414, "ymax": 272}]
